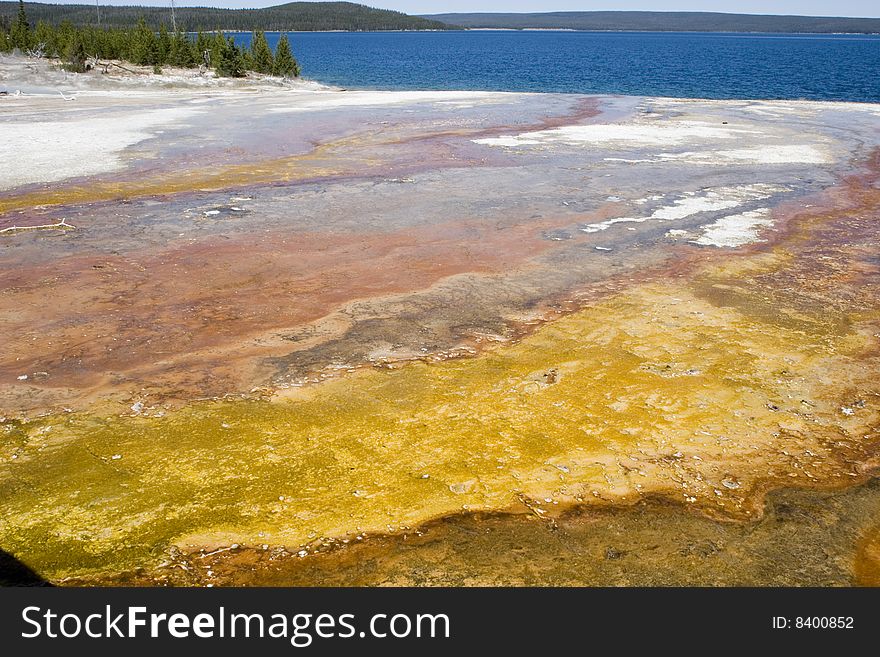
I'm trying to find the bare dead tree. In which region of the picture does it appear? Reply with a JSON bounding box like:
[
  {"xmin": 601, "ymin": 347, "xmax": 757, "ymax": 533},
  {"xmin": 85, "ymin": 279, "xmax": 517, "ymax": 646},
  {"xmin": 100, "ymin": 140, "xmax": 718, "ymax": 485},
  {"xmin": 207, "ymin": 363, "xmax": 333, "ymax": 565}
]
[{"xmin": 25, "ymin": 43, "xmax": 46, "ymax": 59}]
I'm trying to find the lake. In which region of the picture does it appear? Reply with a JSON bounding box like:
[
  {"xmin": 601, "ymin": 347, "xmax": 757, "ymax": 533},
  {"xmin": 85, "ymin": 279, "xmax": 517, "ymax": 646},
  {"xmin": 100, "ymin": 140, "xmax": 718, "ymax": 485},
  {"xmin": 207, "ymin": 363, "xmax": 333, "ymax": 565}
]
[{"xmin": 231, "ymin": 30, "xmax": 880, "ymax": 102}]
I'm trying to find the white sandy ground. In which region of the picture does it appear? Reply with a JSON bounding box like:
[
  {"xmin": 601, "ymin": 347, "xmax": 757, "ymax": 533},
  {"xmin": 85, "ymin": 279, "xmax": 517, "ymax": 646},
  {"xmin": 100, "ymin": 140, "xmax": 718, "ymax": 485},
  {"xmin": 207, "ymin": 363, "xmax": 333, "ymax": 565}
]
[
  {"xmin": 580, "ymin": 184, "xmax": 787, "ymax": 233},
  {"xmin": 693, "ymin": 208, "xmax": 774, "ymax": 247},
  {"xmin": 601, "ymin": 145, "xmax": 831, "ymax": 164},
  {"xmin": 653, "ymin": 97, "xmax": 880, "ymax": 118},
  {"xmin": 0, "ymin": 90, "xmax": 509, "ymax": 190},
  {"xmin": 658, "ymin": 145, "xmax": 831, "ymax": 165},
  {"xmin": 474, "ymin": 114, "xmax": 836, "ymax": 166},
  {"xmin": 267, "ymin": 90, "xmax": 509, "ymax": 112},
  {"xmin": 0, "ymin": 55, "xmax": 515, "ymax": 189},
  {"xmin": 0, "ymin": 107, "xmax": 203, "ymax": 190},
  {"xmin": 739, "ymin": 102, "xmax": 880, "ymax": 120},
  {"xmin": 474, "ymin": 121, "xmax": 754, "ymax": 148}
]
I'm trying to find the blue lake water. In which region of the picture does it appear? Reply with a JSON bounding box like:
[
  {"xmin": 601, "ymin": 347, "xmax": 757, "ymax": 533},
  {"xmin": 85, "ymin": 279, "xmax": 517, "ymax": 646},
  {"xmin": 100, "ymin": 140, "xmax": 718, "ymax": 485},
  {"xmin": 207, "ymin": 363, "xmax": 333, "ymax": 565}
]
[{"xmin": 231, "ymin": 30, "xmax": 880, "ymax": 102}]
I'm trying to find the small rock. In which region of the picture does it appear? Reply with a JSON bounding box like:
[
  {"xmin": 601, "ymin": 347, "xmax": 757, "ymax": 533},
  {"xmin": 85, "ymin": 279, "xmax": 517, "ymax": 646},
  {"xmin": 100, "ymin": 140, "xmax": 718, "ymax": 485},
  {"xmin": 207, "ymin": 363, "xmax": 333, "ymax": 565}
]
[
  {"xmin": 605, "ymin": 547, "xmax": 624, "ymax": 560},
  {"xmin": 449, "ymin": 479, "xmax": 477, "ymax": 495}
]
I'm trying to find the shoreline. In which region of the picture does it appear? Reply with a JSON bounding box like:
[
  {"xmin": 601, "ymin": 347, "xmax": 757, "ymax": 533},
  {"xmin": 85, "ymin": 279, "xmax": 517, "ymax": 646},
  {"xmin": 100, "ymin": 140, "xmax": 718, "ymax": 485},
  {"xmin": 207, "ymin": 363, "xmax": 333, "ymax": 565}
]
[
  {"xmin": 5, "ymin": 53, "xmax": 880, "ymax": 106},
  {"xmin": 136, "ymin": 28, "xmax": 880, "ymax": 36}
]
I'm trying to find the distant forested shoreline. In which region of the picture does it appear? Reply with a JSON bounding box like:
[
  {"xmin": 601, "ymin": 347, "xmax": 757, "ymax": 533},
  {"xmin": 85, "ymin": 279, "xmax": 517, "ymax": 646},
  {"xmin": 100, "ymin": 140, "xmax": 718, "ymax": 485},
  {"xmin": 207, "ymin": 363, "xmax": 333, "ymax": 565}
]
[
  {"xmin": 0, "ymin": 1, "xmax": 456, "ymax": 32},
  {"xmin": 2, "ymin": 3, "xmax": 876, "ymax": 35},
  {"xmin": 421, "ymin": 11, "xmax": 880, "ymax": 34}
]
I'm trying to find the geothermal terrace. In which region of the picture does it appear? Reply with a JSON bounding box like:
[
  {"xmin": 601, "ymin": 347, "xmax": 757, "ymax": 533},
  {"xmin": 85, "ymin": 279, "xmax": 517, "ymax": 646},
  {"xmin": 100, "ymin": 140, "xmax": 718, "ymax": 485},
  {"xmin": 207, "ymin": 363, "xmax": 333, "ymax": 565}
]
[{"xmin": 1, "ymin": 56, "xmax": 880, "ymax": 585}]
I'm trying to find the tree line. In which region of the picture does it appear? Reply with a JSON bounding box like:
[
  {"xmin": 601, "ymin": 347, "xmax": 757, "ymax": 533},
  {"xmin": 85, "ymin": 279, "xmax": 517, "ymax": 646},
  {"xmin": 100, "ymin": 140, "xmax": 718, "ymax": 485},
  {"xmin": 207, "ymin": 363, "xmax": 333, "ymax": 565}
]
[
  {"xmin": 0, "ymin": 1, "xmax": 456, "ymax": 32},
  {"xmin": 1, "ymin": 1, "xmax": 300, "ymax": 78},
  {"xmin": 421, "ymin": 10, "xmax": 880, "ymax": 34}
]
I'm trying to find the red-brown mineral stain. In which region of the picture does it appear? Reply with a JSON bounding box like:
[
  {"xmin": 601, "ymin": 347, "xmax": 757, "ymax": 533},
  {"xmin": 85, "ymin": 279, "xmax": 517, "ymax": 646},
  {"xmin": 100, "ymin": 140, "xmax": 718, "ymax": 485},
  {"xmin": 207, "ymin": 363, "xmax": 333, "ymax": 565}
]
[{"xmin": 0, "ymin": 204, "xmax": 618, "ymax": 408}]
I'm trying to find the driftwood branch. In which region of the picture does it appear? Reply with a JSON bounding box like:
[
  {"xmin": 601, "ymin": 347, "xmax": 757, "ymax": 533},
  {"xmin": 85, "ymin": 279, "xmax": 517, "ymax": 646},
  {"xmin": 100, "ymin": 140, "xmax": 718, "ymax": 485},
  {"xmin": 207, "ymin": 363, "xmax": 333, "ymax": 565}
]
[
  {"xmin": 100, "ymin": 61, "xmax": 139, "ymax": 75},
  {"xmin": 0, "ymin": 218, "xmax": 76, "ymax": 235}
]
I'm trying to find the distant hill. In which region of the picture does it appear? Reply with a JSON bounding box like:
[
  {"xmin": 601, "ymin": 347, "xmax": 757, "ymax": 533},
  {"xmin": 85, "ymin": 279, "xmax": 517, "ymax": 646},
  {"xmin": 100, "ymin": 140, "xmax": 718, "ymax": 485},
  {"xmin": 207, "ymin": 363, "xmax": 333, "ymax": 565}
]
[
  {"xmin": 420, "ymin": 11, "xmax": 880, "ymax": 34},
  {"xmin": 0, "ymin": 2, "xmax": 457, "ymax": 32}
]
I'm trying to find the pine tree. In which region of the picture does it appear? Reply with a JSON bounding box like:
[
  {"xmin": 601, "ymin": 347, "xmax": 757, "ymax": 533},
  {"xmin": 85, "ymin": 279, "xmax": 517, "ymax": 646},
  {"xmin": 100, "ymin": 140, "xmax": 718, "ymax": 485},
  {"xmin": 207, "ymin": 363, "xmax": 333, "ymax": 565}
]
[
  {"xmin": 33, "ymin": 21, "xmax": 57, "ymax": 57},
  {"xmin": 64, "ymin": 31, "xmax": 87, "ymax": 73},
  {"xmin": 10, "ymin": 0, "xmax": 31, "ymax": 51},
  {"xmin": 241, "ymin": 47, "xmax": 254, "ymax": 72},
  {"xmin": 210, "ymin": 31, "xmax": 226, "ymax": 70},
  {"xmin": 195, "ymin": 31, "xmax": 211, "ymax": 66},
  {"xmin": 57, "ymin": 19, "xmax": 75, "ymax": 52},
  {"xmin": 272, "ymin": 34, "xmax": 299, "ymax": 78},
  {"xmin": 215, "ymin": 36, "xmax": 245, "ymax": 78},
  {"xmin": 15, "ymin": 0, "xmax": 27, "ymax": 32},
  {"xmin": 0, "ymin": 22, "xmax": 10, "ymax": 53},
  {"xmin": 157, "ymin": 24, "xmax": 171, "ymax": 65},
  {"xmin": 250, "ymin": 30, "xmax": 274, "ymax": 75},
  {"xmin": 169, "ymin": 30, "xmax": 195, "ymax": 68},
  {"xmin": 129, "ymin": 17, "xmax": 158, "ymax": 66}
]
